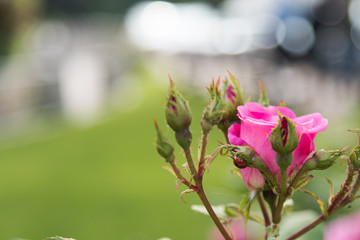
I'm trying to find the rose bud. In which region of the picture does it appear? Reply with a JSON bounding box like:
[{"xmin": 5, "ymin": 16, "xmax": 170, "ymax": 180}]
[
  {"xmin": 154, "ymin": 118, "xmax": 175, "ymax": 163},
  {"xmin": 271, "ymin": 116, "xmax": 299, "ymax": 155},
  {"xmin": 202, "ymin": 78, "xmax": 226, "ymax": 132},
  {"xmin": 164, "ymin": 77, "xmax": 192, "ymax": 132},
  {"xmin": 305, "ymin": 148, "xmax": 346, "ymax": 171},
  {"xmin": 225, "ymin": 71, "xmax": 244, "ymax": 122}
]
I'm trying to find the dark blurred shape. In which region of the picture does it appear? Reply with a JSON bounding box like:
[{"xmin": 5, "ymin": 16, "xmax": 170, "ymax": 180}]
[
  {"xmin": 313, "ymin": 0, "xmax": 346, "ymax": 26},
  {"xmin": 0, "ymin": 1, "xmax": 16, "ymax": 55},
  {"xmin": 314, "ymin": 26, "xmax": 351, "ymax": 65},
  {"xmin": 45, "ymin": 0, "xmax": 226, "ymax": 16}
]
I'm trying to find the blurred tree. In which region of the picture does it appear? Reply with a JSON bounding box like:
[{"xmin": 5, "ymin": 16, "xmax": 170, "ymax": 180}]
[
  {"xmin": 45, "ymin": 0, "xmax": 225, "ymax": 16},
  {"xmin": 0, "ymin": 0, "xmax": 42, "ymax": 55}
]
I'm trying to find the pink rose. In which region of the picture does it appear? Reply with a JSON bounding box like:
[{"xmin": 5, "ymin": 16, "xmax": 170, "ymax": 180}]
[
  {"xmin": 228, "ymin": 102, "xmax": 328, "ymax": 190},
  {"xmin": 324, "ymin": 211, "xmax": 360, "ymax": 240}
]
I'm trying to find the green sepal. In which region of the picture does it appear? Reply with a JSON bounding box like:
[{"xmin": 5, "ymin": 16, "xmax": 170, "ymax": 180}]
[
  {"xmin": 154, "ymin": 118, "xmax": 175, "ymax": 163},
  {"xmin": 292, "ymin": 174, "xmax": 314, "ymax": 191},
  {"xmin": 324, "ymin": 176, "xmax": 334, "ymax": 205}
]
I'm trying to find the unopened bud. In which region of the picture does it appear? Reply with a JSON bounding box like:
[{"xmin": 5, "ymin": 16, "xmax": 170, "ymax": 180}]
[
  {"xmin": 165, "ymin": 78, "xmax": 192, "ymax": 132},
  {"xmin": 175, "ymin": 128, "xmax": 192, "ymax": 150},
  {"xmin": 202, "ymin": 78, "xmax": 226, "ymax": 128},
  {"xmin": 271, "ymin": 116, "xmax": 299, "ymax": 155},
  {"xmin": 305, "ymin": 148, "xmax": 346, "ymax": 170},
  {"xmin": 154, "ymin": 118, "xmax": 175, "ymax": 163},
  {"xmin": 225, "ymin": 71, "xmax": 245, "ymax": 122}
]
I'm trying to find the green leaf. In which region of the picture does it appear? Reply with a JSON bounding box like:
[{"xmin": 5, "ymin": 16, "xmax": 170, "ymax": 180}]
[
  {"xmin": 300, "ymin": 188, "xmax": 328, "ymax": 217},
  {"xmin": 324, "ymin": 176, "xmax": 334, "ymax": 205}
]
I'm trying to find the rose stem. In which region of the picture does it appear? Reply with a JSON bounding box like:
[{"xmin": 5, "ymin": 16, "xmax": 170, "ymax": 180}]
[
  {"xmin": 286, "ymin": 214, "xmax": 325, "ymax": 240},
  {"xmin": 257, "ymin": 192, "xmax": 271, "ymax": 239},
  {"xmin": 183, "ymin": 147, "xmax": 233, "ymax": 240},
  {"xmin": 198, "ymin": 129, "xmax": 211, "ymax": 176},
  {"xmin": 273, "ymin": 168, "xmax": 288, "ymax": 226}
]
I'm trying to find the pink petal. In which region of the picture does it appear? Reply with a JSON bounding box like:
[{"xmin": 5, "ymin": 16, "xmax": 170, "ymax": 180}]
[
  {"xmin": 288, "ymin": 132, "xmax": 314, "ymax": 176},
  {"xmin": 240, "ymin": 167, "xmax": 265, "ymax": 191},
  {"xmin": 228, "ymin": 124, "xmax": 244, "ymax": 146}
]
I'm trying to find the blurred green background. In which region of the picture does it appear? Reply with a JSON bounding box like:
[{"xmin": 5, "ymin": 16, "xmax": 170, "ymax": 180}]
[{"xmin": 0, "ymin": 0, "xmax": 359, "ymax": 239}]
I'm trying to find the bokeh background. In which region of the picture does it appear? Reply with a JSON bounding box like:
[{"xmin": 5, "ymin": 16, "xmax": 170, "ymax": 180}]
[{"xmin": 0, "ymin": 0, "xmax": 359, "ymax": 239}]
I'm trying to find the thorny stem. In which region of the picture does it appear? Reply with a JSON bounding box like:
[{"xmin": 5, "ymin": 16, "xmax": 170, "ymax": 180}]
[
  {"xmin": 286, "ymin": 214, "xmax": 325, "ymax": 240},
  {"xmin": 258, "ymin": 193, "xmax": 271, "ymax": 227},
  {"xmin": 169, "ymin": 161, "xmax": 193, "ymax": 189},
  {"xmin": 350, "ymin": 172, "xmax": 360, "ymax": 199},
  {"xmin": 183, "ymin": 147, "xmax": 233, "ymax": 240},
  {"xmin": 287, "ymin": 166, "xmax": 360, "ymax": 239},
  {"xmin": 257, "ymin": 193, "xmax": 270, "ymax": 239},
  {"xmin": 273, "ymin": 168, "xmax": 288, "ymax": 225},
  {"xmin": 198, "ymin": 130, "xmax": 211, "ymax": 176}
]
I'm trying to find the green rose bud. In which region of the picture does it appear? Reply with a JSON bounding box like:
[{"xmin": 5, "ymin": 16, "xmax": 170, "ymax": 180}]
[
  {"xmin": 164, "ymin": 78, "xmax": 192, "ymax": 132},
  {"xmin": 305, "ymin": 148, "xmax": 346, "ymax": 171},
  {"xmin": 271, "ymin": 116, "xmax": 299, "ymax": 155},
  {"xmin": 154, "ymin": 118, "xmax": 175, "ymax": 163}
]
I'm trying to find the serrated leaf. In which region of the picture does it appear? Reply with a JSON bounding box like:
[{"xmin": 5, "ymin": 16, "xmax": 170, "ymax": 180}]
[
  {"xmin": 293, "ymin": 175, "xmax": 314, "ymax": 191},
  {"xmin": 324, "ymin": 176, "xmax": 334, "ymax": 205},
  {"xmin": 180, "ymin": 189, "xmax": 195, "ymax": 204},
  {"xmin": 300, "ymin": 188, "xmax": 328, "ymax": 217},
  {"xmin": 191, "ymin": 204, "xmax": 227, "ymax": 219}
]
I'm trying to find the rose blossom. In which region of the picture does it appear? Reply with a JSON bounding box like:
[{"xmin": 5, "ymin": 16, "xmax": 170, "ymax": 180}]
[{"xmin": 228, "ymin": 102, "xmax": 328, "ymax": 190}]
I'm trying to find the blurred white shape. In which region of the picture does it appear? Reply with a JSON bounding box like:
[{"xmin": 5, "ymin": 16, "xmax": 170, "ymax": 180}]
[
  {"xmin": 212, "ymin": 18, "xmax": 252, "ymax": 54},
  {"xmin": 348, "ymin": 0, "xmax": 360, "ymax": 25},
  {"xmin": 277, "ymin": 16, "xmax": 315, "ymax": 56},
  {"xmin": 125, "ymin": 1, "xmax": 219, "ymax": 54},
  {"xmin": 250, "ymin": 14, "xmax": 283, "ymax": 49},
  {"xmin": 314, "ymin": 26, "xmax": 350, "ymax": 63},
  {"xmin": 30, "ymin": 20, "xmax": 70, "ymax": 53},
  {"xmin": 59, "ymin": 51, "xmax": 106, "ymax": 124},
  {"xmin": 352, "ymin": 21, "xmax": 360, "ymax": 50}
]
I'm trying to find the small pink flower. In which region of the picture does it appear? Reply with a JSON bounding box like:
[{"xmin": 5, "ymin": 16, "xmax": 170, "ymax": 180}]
[
  {"xmin": 324, "ymin": 211, "xmax": 360, "ymax": 240},
  {"xmin": 228, "ymin": 102, "xmax": 328, "ymax": 190}
]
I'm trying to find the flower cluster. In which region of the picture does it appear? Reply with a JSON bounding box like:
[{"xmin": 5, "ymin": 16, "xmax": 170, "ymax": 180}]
[
  {"xmin": 228, "ymin": 102, "xmax": 328, "ymax": 190},
  {"xmin": 154, "ymin": 72, "xmax": 360, "ymax": 240}
]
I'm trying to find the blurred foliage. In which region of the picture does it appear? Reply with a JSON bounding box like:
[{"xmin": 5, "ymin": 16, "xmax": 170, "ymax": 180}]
[
  {"xmin": 0, "ymin": 0, "xmax": 42, "ymax": 55},
  {"xmin": 44, "ymin": 0, "xmax": 225, "ymax": 16}
]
